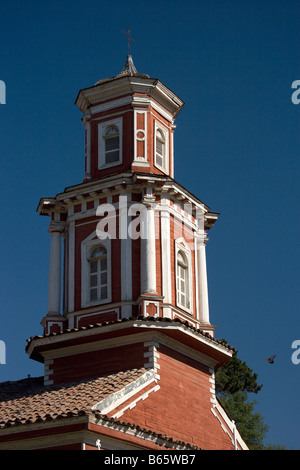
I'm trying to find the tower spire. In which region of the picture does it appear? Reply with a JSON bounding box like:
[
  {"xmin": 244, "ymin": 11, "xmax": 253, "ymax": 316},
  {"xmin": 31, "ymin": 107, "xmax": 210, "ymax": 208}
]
[
  {"xmin": 121, "ymin": 28, "xmax": 138, "ymax": 76},
  {"xmin": 122, "ymin": 27, "xmax": 135, "ymax": 56}
]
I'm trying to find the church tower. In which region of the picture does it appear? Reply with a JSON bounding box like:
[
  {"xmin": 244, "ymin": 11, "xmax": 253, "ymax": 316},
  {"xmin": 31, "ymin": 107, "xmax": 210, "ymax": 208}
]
[
  {"xmin": 10, "ymin": 53, "xmax": 247, "ymax": 451},
  {"xmin": 36, "ymin": 54, "xmax": 218, "ymax": 339}
]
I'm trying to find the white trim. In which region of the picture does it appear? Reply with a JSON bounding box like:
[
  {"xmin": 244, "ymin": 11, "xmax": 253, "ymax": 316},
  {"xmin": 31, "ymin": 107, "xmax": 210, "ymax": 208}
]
[
  {"xmin": 211, "ymin": 403, "xmax": 249, "ymax": 450},
  {"xmin": 90, "ymin": 96, "xmax": 132, "ymax": 116},
  {"xmin": 154, "ymin": 120, "xmax": 169, "ymax": 173},
  {"xmin": 48, "ymin": 224, "xmax": 64, "ymax": 315},
  {"xmin": 140, "ymin": 205, "xmax": 157, "ymax": 294},
  {"xmin": 75, "ymin": 308, "xmax": 120, "ymax": 328},
  {"xmin": 134, "ymin": 109, "xmax": 148, "ymax": 162},
  {"xmin": 92, "ymin": 369, "xmax": 158, "ymax": 415},
  {"xmin": 38, "ymin": 330, "xmax": 221, "ymax": 370},
  {"xmin": 132, "ymin": 95, "xmax": 176, "ymax": 123},
  {"xmin": 113, "ymin": 384, "xmax": 160, "ymax": 419},
  {"xmin": 85, "ymin": 113, "xmax": 91, "ymax": 179},
  {"xmin": 98, "ymin": 117, "xmax": 123, "ymax": 170},
  {"xmin": 28, "ymin": 321, "xmax": 232, "ymax": 366},
  {"xmin": 160, "ymin": 195, "xmax": 172, "ymax": 317},
  {"xmin": 196, "ymin": 235, "xmax": 210, "ymax": 323},
  {"xmin": 68, "ymin": 220, "xmax": 75, "ymax": 313},
  {"xmin": 120, "ymin": 194, "xmax": 132, "ymax": 318}
]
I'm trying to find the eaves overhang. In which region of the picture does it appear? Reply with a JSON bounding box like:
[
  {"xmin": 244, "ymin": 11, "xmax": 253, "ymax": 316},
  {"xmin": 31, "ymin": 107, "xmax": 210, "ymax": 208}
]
[
  {"xmin": 26, "ymin": 316, "xmax": 235, "ymax": 367},
  {"xmin": 36, "ymin": 172, "xmax": 219, "ymax": 230},
  {"xmin": 75, "ymin": 75, "xmax": 184, "ymax": 118}
]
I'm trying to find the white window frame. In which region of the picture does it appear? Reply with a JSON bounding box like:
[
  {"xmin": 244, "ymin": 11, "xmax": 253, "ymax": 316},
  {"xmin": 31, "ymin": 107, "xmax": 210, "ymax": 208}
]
[
  {"xmin": 175, "ymin": 238, "xmax": 193, "ymax": 313},
  {"xmin": 98, "ymin": 117, "xmax": 123, "ymax": 169},
  {"xmin": 81, "ymin": 232, "xmax": 111, "ymax": 307},
  {"xmin": 89, "ymin": 246, "xmax": 108, "ymax": 303},
  {"xmin": 154, "ymin": 121, "xmax": 169, "ymax": 173}
]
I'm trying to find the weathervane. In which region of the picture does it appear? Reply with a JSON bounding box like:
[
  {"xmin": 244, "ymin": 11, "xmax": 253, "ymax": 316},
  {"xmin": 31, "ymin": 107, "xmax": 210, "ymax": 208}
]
[{"xmin": 122, "ymin": 27, "xmax": 135, "ymax": 56}]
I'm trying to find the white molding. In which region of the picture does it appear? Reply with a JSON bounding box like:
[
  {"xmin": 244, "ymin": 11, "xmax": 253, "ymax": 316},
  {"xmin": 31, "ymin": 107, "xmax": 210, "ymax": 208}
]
[
  {"xmin": 134, "ymin": 109, "xmax": 148, "ymax": 162},
  {"xmin": 28, "ymin": 320, "xmax": 233, "ymax": 365},
  {"xmin": 68, "ymin": 220, "xmax": 75, "ymax": 313},
  {"xmin": 211, "ymin": 403, "xmax": 249, "ymax": 450},
  {"xmin": 90, "ymin": 96, "xmax": 132, "ymax": 116},
  {"xmin": 140, "ymin": 205, "xmax": 157, "ymax": 294},
  {"xmin": 154, "ymin": 120, "xmax": 169, "ymax": 173},
  {"xmin": 75, "ymin": 308, "xmax": 120, "ymax": 328},
  {"xmin": 92, "ymin": 369, "xmax": 158, "ymax": 415},
  {"xmin": 160, "ymin": 196, "xmax": 172, "ymax": 316},
  {"xmin": 84, "ymin": 113, "xmax": 91, "ymax": 179},
  {"xmin": 120, "ymin": 194, "xmax": 132, "ymax": 318},
  {"xmin": 196, "ymin": 235, "xmax": 210, "ymax": 323},
  {"xmin": 38, "ymin": 329, "xmax": 221, "ymax": 370},
  {"xmin": 112, "ymin": 384, "xmax": 160, "ymax": 419},
  {"xmin": 143, "ymin": 300, "xmax": 160, "ymax": 318}
]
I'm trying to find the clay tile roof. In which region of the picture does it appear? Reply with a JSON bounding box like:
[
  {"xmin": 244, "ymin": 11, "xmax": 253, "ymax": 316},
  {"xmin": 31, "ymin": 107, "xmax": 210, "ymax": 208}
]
[
  {"xmin": 0, "ymin": 369, "xmax": 202, "ymax": 449},
  {"xmin": 26, "ymin": 316, "xmax": 236, "ymax": 353},
  {"xmin": 0, "ymin": 368, "xmax": 146, "ymax": 429}
]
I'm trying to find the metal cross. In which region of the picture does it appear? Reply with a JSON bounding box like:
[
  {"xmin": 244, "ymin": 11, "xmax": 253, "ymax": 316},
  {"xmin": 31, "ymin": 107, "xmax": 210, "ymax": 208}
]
[{"xmin": 122, "ymin": 27, "xmax": 135, "ymax": 56}]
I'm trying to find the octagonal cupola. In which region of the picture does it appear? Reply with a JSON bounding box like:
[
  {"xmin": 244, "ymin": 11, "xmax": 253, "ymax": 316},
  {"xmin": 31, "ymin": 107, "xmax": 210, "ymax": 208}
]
[{"xmin": 75, "ymin": 55, "xmax": 184, "ymax": 182}]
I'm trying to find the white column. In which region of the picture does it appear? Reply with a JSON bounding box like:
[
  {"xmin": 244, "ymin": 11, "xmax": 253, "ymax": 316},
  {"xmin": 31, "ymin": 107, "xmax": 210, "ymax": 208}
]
[
  {"xmin": 48, "ymin": 221, "xmax": 65, "ymax": 315},
  {"xmin": 196, "ymin": 235, "xmax": 210, "ymax": 323},
  {"xmin": 120, "ymin": 194, "xmax": 132, "ymax": 318},
  {"xmin": 68, "ymin": 220, "xmax": 75, "ymax": 313},
  {"xmin": 141, "ymin": 202, "xmax": 157, "ymax": 294},
  {"xmin": 84, "ymin": 111, "xmax": 91, "ymax": 180},
  {"xmin": 160, "ymin": 196, "xmax": 172, "ymax": 317}
]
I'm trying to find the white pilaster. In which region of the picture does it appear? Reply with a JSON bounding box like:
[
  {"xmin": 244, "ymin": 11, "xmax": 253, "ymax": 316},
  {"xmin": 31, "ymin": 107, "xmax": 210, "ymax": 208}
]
[
  {"xmin": 196, "ymin": 235, "xmax": 210, "ymax": 323},
  {"xmin": 141, "ymin": 194, "xmax": 157, "ymax": 294},
  {"xmin": 48, "ymin": 221, "xmax": 65, "ymax": 316},
  {"xmin": 120, "ymin": 194, "xmax": 132, "ymax": 318},
  {"xmin": 160, "ymin": 195, "xmax": 172, "ymax": 317},
  {"xmin": 84, "ymin": 111, "xmax": 91, "ymax": 180},
  {"xmin": 68, "ymin": 220, "xmax": 75, "ymax": 313}
]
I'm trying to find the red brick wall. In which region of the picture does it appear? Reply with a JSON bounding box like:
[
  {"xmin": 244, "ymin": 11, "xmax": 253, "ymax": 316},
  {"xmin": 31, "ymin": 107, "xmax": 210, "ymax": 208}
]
[
  {"xmin": 120, "ymin": 344, "xmax": 234, "ymax": 450},
  {"xmin": 50, "ymin": 342, "xmax": 147, "ymax": 385}
]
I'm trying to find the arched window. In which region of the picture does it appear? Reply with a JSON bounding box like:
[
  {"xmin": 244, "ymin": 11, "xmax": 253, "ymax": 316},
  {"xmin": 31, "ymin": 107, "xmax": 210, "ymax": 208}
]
[
  {"xmin": 177, "ymin": 250, "xmax": 189, "ymax": 308},
  {"xmin": 104, "ymin": 125, "xmax": 120, "ymax": 164},
  {"xmin": 88, "ymin": 246, "xmax": 108, "ymax": 302},
  {"xmin": 155, "ymin": 128, "xmax": 165, "ymax": 169}
]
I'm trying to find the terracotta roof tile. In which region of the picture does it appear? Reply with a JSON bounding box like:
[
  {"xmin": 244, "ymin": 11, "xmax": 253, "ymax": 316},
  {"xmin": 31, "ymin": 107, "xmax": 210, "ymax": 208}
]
[
  {"xmin": 0, "ymin": 369, "xmax": 146, "ymax": 429},
  {"xmin": 0, "ymin": 369, "xmax": 202, "ymax": 450}
]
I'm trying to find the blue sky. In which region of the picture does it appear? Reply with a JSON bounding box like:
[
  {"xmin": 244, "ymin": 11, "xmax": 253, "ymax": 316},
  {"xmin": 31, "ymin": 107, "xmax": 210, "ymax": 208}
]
[{"xmin": 0, "ymin": 0, "xmax": 299, "ymax": 449}]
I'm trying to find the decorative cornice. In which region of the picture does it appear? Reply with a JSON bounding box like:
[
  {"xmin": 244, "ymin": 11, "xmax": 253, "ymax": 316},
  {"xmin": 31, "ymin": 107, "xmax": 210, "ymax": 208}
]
[
  {"xmin": 75, "ymin": 75, "xmax": 184, "ymax": 118},
  {"xmin": 26, "ymin": 315, "xmax": 235, "ymax": 364}
]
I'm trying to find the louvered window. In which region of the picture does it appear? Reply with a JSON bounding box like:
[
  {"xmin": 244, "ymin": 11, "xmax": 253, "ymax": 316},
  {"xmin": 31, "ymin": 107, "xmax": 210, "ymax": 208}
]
[
  {"xmin": 104, "ymin": 125, "xmax": 119, "ymax": 164},
  {"xmin": 177, "ymin": 250, "xmax": 189, "ymax": 309},
  {"xmin": 89, "ymin": 246, "xmax": 108, "ymax": 302},
  {"xmin": 155, "ymin": 129, "xmax": 165, "ymax": 168}
]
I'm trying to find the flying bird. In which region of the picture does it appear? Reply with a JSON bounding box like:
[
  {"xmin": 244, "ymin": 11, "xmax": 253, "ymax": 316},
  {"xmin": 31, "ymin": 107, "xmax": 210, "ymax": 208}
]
[{"xmin": 265, "ymin": 355, "xmax": 276, "ymax": 364}]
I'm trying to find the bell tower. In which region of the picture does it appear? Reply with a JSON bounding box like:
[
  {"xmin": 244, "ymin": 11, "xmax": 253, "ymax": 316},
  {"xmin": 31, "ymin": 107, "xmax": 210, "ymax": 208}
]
[
  {"xmin": 36, "ymin": 55, "xmax": 218, "ymax": 338},
  {"xmin": 0, "ymin": 52, "xmax": 247, "ymax": 452}
]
